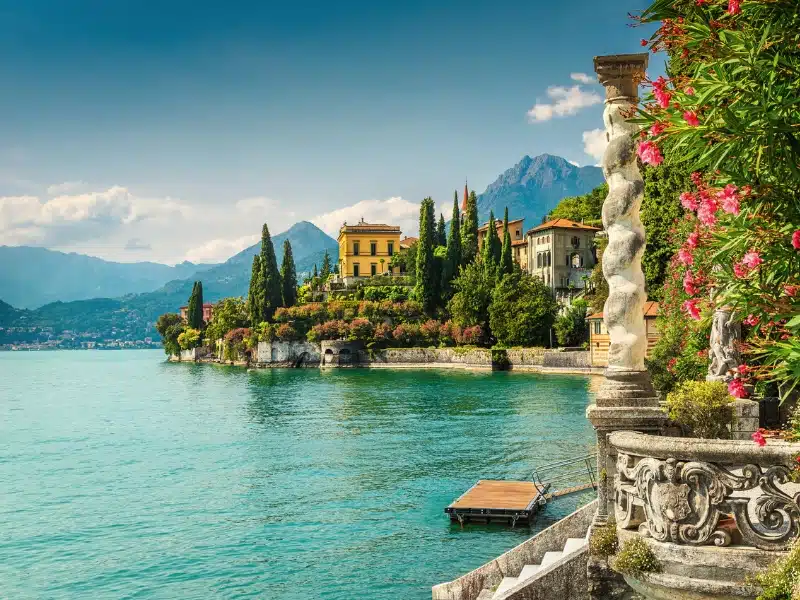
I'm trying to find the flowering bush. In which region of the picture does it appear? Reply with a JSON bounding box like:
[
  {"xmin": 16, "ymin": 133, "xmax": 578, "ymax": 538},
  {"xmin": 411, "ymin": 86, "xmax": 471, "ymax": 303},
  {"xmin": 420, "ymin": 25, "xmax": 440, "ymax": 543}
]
[
  {"xmin": 459, "ymin": 325, "xmax": 484, "ymax": 346},
  {"xmin": 223, "ymin": 327, "xmax": 251, "ymax": 361},
  {"xmin": 637, "ymin": 0, "xmax": 800, "ymax": 398},
  {"xmin": 275, "ymin": 323, "xmax": 300, "ymax": 342},
  {"xmin": 373, "ymin": 323, "xmax": 394, "ymax": 345},
  {"xmin": 307, "ymin": 320, "xmax": 349, "ymax": 342},
  {"xmin": 420, "ymin": 319, "xmax": 442, "ymax": 346},
  {"xmin": 392, "ymin": 323, "xmax": 422, "ymax": 347},
  {"xmin": 347, "ymin": 318, "xmax": 374, "ymax": 342},
  {"xmin": 438, "ymin": 321, "xmax": 461, "ymax": 347}
]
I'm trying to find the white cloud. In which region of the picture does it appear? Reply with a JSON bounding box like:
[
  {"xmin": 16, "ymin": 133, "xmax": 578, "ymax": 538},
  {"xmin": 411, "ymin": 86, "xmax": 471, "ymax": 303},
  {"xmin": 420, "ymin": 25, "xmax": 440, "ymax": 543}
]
[
  {"xmin": 46, "ymin": 181, "xmax": 88, "ymax": 195},
  {"xmin": 570, "ymin": 72, "xmax": 595, "ymax": 85},
  {"xmin": 183, "ymin": 234, "xmax": 259, "ymax": 263},
  {"xmin": 582, "ymin": 128, "xmax": 609, "ymax": 162},
  {"xmin": 234, "ymin": 196, "xmax": 277, "ymax": 213},
  {"xmin": 527, "ymin": 85, "xmax": 603, "ymax": 123},
  {"xmin": 311, "ymin": 196, "xmax": 421, "ymax": 238}
]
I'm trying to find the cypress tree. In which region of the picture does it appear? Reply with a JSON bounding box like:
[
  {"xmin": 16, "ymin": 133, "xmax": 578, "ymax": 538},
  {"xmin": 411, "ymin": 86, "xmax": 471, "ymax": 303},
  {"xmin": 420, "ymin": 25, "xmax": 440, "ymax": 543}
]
[
  {"xmin": 436, "ymin": 213, "xmax": 446, "ymax": 247},
  {"xmin": 443, "ymin": 193, "xmax": 462, "ymax": 297},
  {"xmin": 280, "ymin": 239, "xmax": 297, "ymax": 307},
  {"xmin": 258, "ymin": 223, "xmax": 282, "ymax": 322},
  {"xmin": 482, "ymin": 210, "xmax": 500, "ymax": 276},
  {"xmin": 500, "ymin": 207, "xmax": 514, "ymax": 276},
  {"xmin": 248, "ymin": 255, "xmax": 264, "ymax": 325},
  {"xmin": 313, "ymin": 264, "xmax": 318, "ymax": 278},
  {"xmin": 186, "ymin": 281, "xmax": 202, "ymax": 329},
  {"xmin": 415, "ymin": 197, "xmax": 437, "ymax": 315},
  {"xmin": 194, "ymin": 281, "xmax": 204, "ymax": 327},
  {"xmin": 321, "ymin": 251, "xmax": 331, "ymax": 279},
  {"xmin": 461, "ymin": 190, "xmax": 479, "ymax": 265}
]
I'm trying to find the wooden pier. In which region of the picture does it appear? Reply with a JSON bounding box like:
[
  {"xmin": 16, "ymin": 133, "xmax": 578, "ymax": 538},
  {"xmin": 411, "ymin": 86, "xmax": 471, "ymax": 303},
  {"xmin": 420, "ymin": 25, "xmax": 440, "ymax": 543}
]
[{"xmin": 445, "ymin": 480, "xmax": 550, "ymax": 526}]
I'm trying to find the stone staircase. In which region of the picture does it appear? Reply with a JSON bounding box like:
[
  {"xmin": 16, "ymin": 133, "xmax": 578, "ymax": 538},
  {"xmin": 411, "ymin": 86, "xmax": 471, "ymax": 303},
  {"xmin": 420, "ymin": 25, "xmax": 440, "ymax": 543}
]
[{"xmin": 479, "ymin": 532, "xmax": 589, "ymax": 600}]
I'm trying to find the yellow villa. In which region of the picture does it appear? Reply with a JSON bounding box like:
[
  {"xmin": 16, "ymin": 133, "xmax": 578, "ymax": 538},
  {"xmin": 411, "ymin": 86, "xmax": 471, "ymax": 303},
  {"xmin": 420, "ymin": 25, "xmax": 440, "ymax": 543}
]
[
  {"xmin": 337, "ymin": 219, "xmax": 402, "ymax": 279},
  {"xmin": 586, "ymin": 301, "xmax": 661, "ymax": 367}
]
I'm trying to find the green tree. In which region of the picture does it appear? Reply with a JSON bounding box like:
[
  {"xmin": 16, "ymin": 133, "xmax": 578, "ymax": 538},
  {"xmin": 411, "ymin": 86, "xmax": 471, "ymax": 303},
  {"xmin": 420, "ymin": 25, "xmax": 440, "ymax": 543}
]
[
  {"xmin": 461, "ymin": 190, "xmax": 479, "ymax": 265},
  {"xmin": 155, "ymin": 313, "xmax": 184, "ymax": 356},
  {"xmin": 588, "ymin": 235, "xmax": 609, "ymax": 314},
  {"xmin": 481, "ymin": 210, "xmax": 501, "ymax": 276},
  {"xmin": 313, "ymin": 264, "xmax": 318, "ymax": 278},
  {"xmin": 499, "ymin": 207, "xmax": 514, "ymax": 276},
  {"xmin": 321, "ymin": 251, "xmax": 331, "ymax": 280},
  {"xmin": 186, "ymin": 281, "xmax": 203, "ymax": 330},
  {"xmin": 436, "ymin": 213, "xmax": 447, "ymax": 247},
  {"xmin": 247, "ymin": 255, "xmax": 263, "ymax": 325},
  {"xmin": 443, "ymin": 193, "xmax": 462, "ymax": 296},
  {"xmin": 280, "ymin": 239, "xmax": 298, "ymax": 307},
  {"xmin": 415, "ymin": 197, "xmax": 437, "ymax": 315},
  {"xmin": 489, "ymin": 270, "xmax": 558, "ymax": 347},
  {"xmin": 178, "ymin": 327, "xmax": 201, "ymax": 350},
  {"xmin": 549, "ymin": 184, "xmax": 608, "ymax": 227},
  {"xmin": 448, "ymin": 261, "xmax": 495, "ymax": 333},
  {"xmin": 554, "ymin": 299, "xmax": 589, "ymax": 346},
  {"xmin": 205, "ymin": 297, "xmax": 249, "ymax": 345},
  {"xmin": 258, "ymin": 224, "xmax": 282, "ymax": 322}
]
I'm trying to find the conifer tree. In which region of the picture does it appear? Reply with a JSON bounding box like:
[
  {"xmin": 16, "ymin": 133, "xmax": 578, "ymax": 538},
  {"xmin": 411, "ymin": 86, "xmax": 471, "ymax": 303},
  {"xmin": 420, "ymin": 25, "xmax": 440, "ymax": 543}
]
[
  {"xmin": 187, "ymin": 281, "xmax": 204, "ymax": 330},
  {"xmin": 461, "ymin": 190, "xmax": 479, "ymax": 265},
  {"xmin": 258, "ymin": 223, "xmax": 282, "ymax": 322},
  {"xmin": 248, "ymin": 255, "xmax": 263, "ymax": 325},
  {"xmin": 500, "ymin": 207, "xmax": 514, "ymax": 276},
  {"xmin": 482, "ymin": 210, "xmax": 501, "ymax": 276},
  {"xmin": 280, "ymin": 239, "xmax": 297, "ymax": 307},
  {"xmin": 321, "ymin": 251, "xmax": 331, "ymax": 279},
  {"xmin": 436, "ymin": 213, "xmax": 446, "ymax": 247},
  {"xmin": 445, "ymin": 194, "xmax": 462, "ymax": 279},
  {"xmin": 313, "ymin": 264, "xmax": 318, "ymax": 278},
  {"xmin": 415, "ymin": 197, "xmax": 437, "ymax": 315}
]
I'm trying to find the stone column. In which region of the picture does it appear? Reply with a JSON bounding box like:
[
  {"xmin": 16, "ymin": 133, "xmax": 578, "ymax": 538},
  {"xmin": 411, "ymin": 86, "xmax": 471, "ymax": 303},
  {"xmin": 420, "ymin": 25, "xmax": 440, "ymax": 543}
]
[{"xmin": 586, "ymin": 54, "xmax": 667, "ymax": 525}]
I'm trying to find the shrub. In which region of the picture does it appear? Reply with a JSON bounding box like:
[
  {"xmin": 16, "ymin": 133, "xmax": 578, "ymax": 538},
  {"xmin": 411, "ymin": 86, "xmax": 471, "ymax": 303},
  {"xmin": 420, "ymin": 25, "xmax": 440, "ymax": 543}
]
[
  {"xmin": 275, "ymin": 323, "xmax": 300, "ymax": 342},
  {"xmin": 665, "ymin": 380, "xmax": 735, "ymax": 439},
  {"xmin": 420, "ymin": 320, "xmax": 441, "ymax": 346},
  {"xmin": 439, "ymin": 321, "xmax": 461, "ymax": 347},
  {"xmin": 612, "ymin": 538, "xmax": 661, "ymax": 577},
  {"xmin": 177, "ymin": 327, "xmax": 201, "ymax": 350},
  {"xmin": 223, "ymin": 327, "xmax": 251, "ymax": 361},
  {"xmin": 307, "ymin": 320, "xmax": 348, "ymax": 342},
  {"xmin": 254, "ymin": 321, "xmax": 275, "ymax": 342},
  {"xmin": 362, "ymin": 285, "xmax": 410, "ymax": 302},
  {"xmin": 348, "ymin": 318, "xmax": 374, "ymax": 342},
  {"xmin": 752, "ymin": 538, "xmax": 800, "ymax": 600},
  {"xmin": 155, "ymin": 313, "xmax": 185, "ymax": 355},
  {"xmin": 459, "ymin": 325, "xmax": 484, "ymax": 346},
  {"xmin": 489, "ymin": 270, "xmax": 558, "ymax": 347},
  {"xmin": 373, "ymin": 323, "xmax": 393, "ymax": 345},
  {"xmin": 393, "ymin": 323, "xmax": 422, "ymax": 347},
  {"xmin": 554, "ymin": 299, "xmax": 589, "ymax": 346},
  {"xmin": 589, "ymin": 522, "xmax": 619, "ymax": 559}
]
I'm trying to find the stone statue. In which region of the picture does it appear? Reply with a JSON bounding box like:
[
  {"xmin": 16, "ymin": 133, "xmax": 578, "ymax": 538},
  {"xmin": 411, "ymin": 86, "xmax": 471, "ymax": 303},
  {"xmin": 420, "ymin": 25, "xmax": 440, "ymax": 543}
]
[{"xmin": 708, "ymin": 307, "xmax": 741, "ymax": 381}]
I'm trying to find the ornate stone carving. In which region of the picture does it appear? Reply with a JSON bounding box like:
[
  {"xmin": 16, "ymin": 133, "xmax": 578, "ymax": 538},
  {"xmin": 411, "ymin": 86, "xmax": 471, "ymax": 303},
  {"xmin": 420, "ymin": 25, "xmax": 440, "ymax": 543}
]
[
  {"xmin": 708, "ymin": 307, "xmax": 741, "ymax": 381},
  {"xmin": 615, "ymin": 453, "xmax": 800, "ymax": 551}
]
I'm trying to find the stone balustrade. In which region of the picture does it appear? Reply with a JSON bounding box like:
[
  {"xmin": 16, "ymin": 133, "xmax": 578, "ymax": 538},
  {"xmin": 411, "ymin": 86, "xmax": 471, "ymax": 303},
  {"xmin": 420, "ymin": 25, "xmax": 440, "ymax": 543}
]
[{"xmin": 609, "ymin": 431, "xmax": 800, "ymax": 552}]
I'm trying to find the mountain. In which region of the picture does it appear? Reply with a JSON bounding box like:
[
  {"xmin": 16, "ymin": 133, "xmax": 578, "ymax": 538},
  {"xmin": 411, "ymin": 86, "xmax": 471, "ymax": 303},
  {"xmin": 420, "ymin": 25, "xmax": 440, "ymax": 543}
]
[
  {"xmin": 0, "ymin": 246, "xmax": 216, "ymax": 309},
  {"xmin": 476, "ymin": 154, "xmax": 604, "ymax": 230}
]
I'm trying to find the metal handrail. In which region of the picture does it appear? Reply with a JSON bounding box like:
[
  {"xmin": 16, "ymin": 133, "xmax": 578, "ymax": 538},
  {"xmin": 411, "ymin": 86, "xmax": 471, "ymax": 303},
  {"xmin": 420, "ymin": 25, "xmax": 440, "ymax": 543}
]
[{"xmin": 530, "ymin": 452, "xmax": 597, "ymax": 493}]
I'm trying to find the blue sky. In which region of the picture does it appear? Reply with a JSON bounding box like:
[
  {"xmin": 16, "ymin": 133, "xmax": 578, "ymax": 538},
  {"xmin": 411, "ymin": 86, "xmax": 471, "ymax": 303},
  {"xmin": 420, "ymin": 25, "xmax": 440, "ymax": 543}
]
[{"xmin": 0, "ymin": 0, "xmax": 660, "ymax": 263}]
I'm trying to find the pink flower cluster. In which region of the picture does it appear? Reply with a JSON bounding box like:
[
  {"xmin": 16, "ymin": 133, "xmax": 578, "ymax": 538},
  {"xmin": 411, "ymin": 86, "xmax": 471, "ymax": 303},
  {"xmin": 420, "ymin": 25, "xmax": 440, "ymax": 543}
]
[
  {"xmin": 728, "ymin": 0, "xmax": 741, "ymax": 15},
  {"xmin": 652, "ymin": 76, "xmax": 672, "ymax": 109},
  {"xmin": 743, "ymin": 314, "xmax": 760, "ymax": 326},
  {"xmin": 683, "ymin": 270, "xmax": 698, "ymax": 295},
  {"xmin": 637, "ymin": 140, "xmax": 664, "ymax": 166},
  {"xmin": 683, "ymin": 110, "xmax": 700, "ymax": 126},
  {"xmin": 728, "ymin": 378, "xmax": 748, "ymax": 399},
  {"xmin": 680, "ymin": 183, "xmax": 742, "ymax": 227},
  {"xmin": 717, "ymin": 185, "xmax": 740, "ymax": 216},
  {"xmin": 792, "ymin": 230, "xmax": 800, "ymax": 250},
  {"xmin": 649, "ymin": 122, "xmax": 666, "ymax": 137},
  {"xmin": 751, "ymin": 430, "xmax": 766, "ymax": 447},
  {"xmin": 682, "ymin": 299, "xmax": 701, "ymax": 320},
  {"xmin": 677, "ymin": 247, "xmax": 694, "ymax": 266}
]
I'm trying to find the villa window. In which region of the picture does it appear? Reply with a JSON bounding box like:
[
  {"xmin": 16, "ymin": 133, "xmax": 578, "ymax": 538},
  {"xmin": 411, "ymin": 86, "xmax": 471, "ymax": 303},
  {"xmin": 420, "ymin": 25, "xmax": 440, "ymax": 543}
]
[
  {"xmin": 370, "ymin": 242, "xmax": 377, "ymax": 256},
  {"xmin": 537, "ymin": 253, "xmax": 541, "ymax": 268},
  {"xmin": 566, "ymin": 254, "xmax": 571, "ymax": 266},
  {"xmin": 388, "ymin": 242, "xmax": 394, "ymax": 256},
  {"xmin": 571, "ymin": 236, "xmax": 580, "ymax": 249},
  {"xmin": 515, "ymin": 229, "xmax": 520, "ymax": 238},
  {"xmin": 594, "ymin": 321, "xmax": 601, "ymax": 335},
  {"xmin": 371, "ymin": 263, "xmax": 377, "ymax": 276},
  {"xmin": 353, "ymin": 264, "xmax": 360, "ymax": 277},
  {"xmin": 353, "ymin": 242, "xmax": 360, "ymax": 256}
]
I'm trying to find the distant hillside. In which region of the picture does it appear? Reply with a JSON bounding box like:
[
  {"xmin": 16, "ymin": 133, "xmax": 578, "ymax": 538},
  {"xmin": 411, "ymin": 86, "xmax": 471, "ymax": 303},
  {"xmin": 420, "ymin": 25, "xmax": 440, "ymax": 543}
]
[
  {"xmin": 0, "ymin": 246, "xmax": 216, "ymax": 309},
  {"xmin": 476, "ymin": 154, "xmax": 604, "ymax": 231}
]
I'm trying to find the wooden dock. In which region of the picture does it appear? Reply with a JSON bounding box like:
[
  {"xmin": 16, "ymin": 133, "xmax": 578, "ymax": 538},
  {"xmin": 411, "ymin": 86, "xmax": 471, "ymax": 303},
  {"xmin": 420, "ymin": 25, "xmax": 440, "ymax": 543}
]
[{"xmin": 445, "ymin": 480, "xmax": 550, "ymax": 526}]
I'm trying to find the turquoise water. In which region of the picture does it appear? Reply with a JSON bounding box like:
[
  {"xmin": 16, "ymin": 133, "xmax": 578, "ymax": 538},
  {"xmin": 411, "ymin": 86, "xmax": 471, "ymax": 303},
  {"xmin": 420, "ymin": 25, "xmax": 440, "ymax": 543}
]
[{"xmin": 0, "ymin": 351, "xmax": 596, "ymax": 599}]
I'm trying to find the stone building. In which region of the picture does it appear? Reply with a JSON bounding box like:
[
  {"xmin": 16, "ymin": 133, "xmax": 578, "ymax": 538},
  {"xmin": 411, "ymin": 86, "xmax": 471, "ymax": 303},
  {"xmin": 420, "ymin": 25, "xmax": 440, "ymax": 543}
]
[
  {"xmin": 586, "ymin": 300, "xmax": 661, "ymax": 367},
  {"xmin": 477, "ymin": 217, "xmax": 525, "ymax": 250},
  {"xmin": 179, "ymin": 303, "xmax": 213, "ymax": 322},
  {"xmin": 337, "ymin": 219, "xmax": 402, "ymax": 280},
  {"xmin": 525, "ymin": 218, "xmax": 599, "ymax": 300}
]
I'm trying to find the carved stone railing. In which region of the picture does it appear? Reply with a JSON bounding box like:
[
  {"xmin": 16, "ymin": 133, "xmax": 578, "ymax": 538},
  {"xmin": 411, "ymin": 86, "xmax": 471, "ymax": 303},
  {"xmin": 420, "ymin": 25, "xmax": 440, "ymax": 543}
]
[{"xmin": 609, "ymin": 431, "xmax": 800, "ymax": 551}]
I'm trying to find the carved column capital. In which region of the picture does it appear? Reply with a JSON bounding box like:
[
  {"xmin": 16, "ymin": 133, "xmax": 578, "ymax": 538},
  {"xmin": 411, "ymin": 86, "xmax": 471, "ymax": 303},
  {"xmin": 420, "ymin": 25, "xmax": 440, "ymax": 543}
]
[{"xmin": 593, "ymin": 53, "xmax": 649, "ymax": 103}]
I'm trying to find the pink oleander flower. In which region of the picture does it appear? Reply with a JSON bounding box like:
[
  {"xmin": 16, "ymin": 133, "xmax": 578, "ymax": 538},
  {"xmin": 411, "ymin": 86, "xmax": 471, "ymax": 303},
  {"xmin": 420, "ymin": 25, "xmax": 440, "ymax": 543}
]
[
  {"xmin": 718, "ymin": 184, "xmax": 740, "ymax": 216},
  {"xmin": 682, "ymin": 299, "xmax": 701, "ymax": 320},
  {"xmin": 751, "ymin": 430, "xmax": 766, "ymax": 447},
  {"xmin": 696, "ymin": 0, "xmax": 709, "ymax": 5},
  {"xmin": 691, "ymin": 171, "xmax": 704, "ymax": 187},
  {"xmin": 680, "ymin": 192, "xmax": 699, "ymax": 211},
  {"xmin": 686, "ymin": 232, "xmax": 700, "ymax": 248},
  {"xmin": 683, "ymin": 110, "xmax": 700, "ymax": 126},
  {"xmin": 640, "ymin": 38, "xmax": 648, "ymax": 47},
  {"xmin": 738, "ymin": 364, "xmax": 750, "ymax": 376},
  {"xmin": 649, "ymin": 122, "xmax": 666, "ymax": 137},
  {"xmin": 786, "ymin": 285, "xmax": 799, "ymax": 297},
  {"xmin": 677, "ymin": 248, "xmax": 694, "ymax": 266},
  {"xmin": 728, "ymin": 0, "xmax": 741, "ymax": 15},
  {"xmin": 683, "ymin": 270, "xmax": 698, "ymax": 296},
  {"xmin": 733, "ymin": 263, "xmax": 749, "ymax": 278},
  {"xmin": 697, "ymin": 199, "xmax": 718, "ymax": 227},
  {"xmin": 729, "ymin": 378, "xmax": 748, "ymax": 399},
  {"xmin": 743, "ymin": 314, "xmax": 760, "ymax": 326},
  {"xmin": 792, "ymin": 230, "xmax": 800, "ymax": 250},
  {"xmin": 685, "ymin": 86, "xmax": 696, "ymax": 96},
  {"xmin": 741, "ymin": 251, "xmax": 763, "ymax": 269},
  {"xmin": 637, "ymin": 140, "xmax": 664, "ymax": 166},
  {"xmin": 652, "ymin": 76, "xmax": 672, "ymax": 109}
]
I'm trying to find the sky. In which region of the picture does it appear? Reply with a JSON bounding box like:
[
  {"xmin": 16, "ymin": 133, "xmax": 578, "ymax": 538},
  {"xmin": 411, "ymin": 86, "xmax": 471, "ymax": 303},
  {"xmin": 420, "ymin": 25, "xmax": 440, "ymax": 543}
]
[{"xmin": 0, "ymin": 0, "xmax": 661, "ymax": 265}]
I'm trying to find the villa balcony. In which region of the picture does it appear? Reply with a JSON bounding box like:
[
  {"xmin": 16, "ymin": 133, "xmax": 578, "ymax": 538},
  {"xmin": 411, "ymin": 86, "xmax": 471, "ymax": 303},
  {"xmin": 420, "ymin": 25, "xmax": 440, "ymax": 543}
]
[{"xmin": 606, "ymin": 431, "xmax": 800, "ymax": 599}]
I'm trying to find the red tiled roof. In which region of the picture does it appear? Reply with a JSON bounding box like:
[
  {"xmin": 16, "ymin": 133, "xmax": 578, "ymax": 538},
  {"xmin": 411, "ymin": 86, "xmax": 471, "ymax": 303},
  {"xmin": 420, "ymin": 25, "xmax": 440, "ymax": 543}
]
[
  {"xmin": 478, "ymin": 218, "xmax": 524, "ymax": 232},
  {"xmin": 511, "ymin": 239, "xmax": 527, "ymax": 247},
  {"xmin": 527, "ymin": 218, "xmax": 601, "ymax": 235},
  {"xmin": 587, "ymin": 301, "xmax": 660, "ymax": 321},
  {"xmin": 399, "ymin": 236, "xmax": 418, "ymax": 248}
]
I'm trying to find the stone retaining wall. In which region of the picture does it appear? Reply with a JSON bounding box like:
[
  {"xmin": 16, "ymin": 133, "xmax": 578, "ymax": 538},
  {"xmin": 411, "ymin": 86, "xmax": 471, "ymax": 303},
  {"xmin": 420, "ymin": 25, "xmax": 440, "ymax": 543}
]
[
  {"xmin": 256, "ymin": 341, "xmax": 320, "ymax": 367},
  {"xmin": 541, "ymin": 350, "xmax": 590, "ymax": 370},
  {"xmin": 366, "ymin": 347, "xmax": 493, "ymax": 369}
]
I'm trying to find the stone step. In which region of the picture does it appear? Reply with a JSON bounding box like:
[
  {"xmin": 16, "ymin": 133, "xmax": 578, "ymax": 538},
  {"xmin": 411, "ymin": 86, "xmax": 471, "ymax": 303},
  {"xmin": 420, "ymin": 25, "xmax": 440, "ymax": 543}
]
[
  {"xmin": 563, "ymin": 537, "xmax": 587, "ymax": 555},
  {"xmin": 540, "ymin": 551, "xmax": 563, "ymax": 568},
  {"xmin": 518, "ymin": 563, "xmax": 541, "ymax": 582},
  {"xmin": 492, "ymin": 577, "xmax": 519, "ymax": 598}
]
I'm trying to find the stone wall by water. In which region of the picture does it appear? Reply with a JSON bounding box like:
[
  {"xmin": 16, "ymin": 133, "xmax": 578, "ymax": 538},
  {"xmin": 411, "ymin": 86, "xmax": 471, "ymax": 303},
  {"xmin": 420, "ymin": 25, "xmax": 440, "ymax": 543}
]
[
  {"xmin": 541, "ymin": 350, "xmax": 590, "ymax": 370},
  {"xmin": 366, "ymin": 347, "xmax": 493, "ymax": 368},
  {"xmin": 255, "ymin": 341, "xmax": 320, "ymax": 367}
]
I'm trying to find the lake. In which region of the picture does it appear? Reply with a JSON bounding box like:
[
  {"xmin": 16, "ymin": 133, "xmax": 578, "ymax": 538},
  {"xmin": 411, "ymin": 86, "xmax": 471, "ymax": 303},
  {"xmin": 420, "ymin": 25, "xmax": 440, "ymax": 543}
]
[{"xmin": 0, "ymin": 351, "xmax": 597, "ymax": 599}]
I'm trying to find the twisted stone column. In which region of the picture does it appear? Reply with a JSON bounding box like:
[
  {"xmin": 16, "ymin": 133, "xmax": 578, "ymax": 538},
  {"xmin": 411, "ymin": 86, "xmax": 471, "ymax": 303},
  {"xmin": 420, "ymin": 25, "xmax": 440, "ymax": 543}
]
[{"xmin": 586, "ymin": 54, "xmax": 666, "ymax": 528}]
